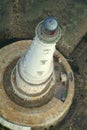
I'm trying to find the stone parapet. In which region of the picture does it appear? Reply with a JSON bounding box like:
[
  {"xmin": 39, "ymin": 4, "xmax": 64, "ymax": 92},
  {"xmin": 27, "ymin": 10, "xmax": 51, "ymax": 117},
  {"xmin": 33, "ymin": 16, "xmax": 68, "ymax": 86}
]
[{"xmin": 0, "ymin": 40, "xmax": 74, "ymax": 130}]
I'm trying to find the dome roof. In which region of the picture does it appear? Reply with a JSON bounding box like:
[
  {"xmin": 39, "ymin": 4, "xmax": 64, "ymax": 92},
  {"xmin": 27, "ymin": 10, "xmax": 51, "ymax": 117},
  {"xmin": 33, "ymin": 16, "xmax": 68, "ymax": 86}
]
[{"xmin": 44, "ymin": 16, "xmax": 58, "ymax": 31}]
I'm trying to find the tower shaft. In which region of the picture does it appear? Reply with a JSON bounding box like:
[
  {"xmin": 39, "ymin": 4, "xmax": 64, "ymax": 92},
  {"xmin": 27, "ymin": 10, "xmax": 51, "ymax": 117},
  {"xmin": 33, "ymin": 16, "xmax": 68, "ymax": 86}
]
[{"xmin": 19, "ymin": 36, "xmax": 56, "ymax": 84}]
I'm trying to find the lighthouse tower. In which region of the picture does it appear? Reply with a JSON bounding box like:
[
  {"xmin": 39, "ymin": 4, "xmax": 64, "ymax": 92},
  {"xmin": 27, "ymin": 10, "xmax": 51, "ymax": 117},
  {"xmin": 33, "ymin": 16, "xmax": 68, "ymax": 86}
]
[
  {"xmin": 11, "ymin": 16, "xmax": 61, "ymax": 107},
  {"xmin": 0, "ymin": 16, "xmax": 74, "ymax": 130}
]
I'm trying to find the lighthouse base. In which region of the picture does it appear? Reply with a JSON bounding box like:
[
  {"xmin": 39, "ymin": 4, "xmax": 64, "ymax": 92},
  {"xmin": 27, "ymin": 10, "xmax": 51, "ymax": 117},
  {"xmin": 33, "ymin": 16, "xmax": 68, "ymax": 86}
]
[
  {"xmin": 0, "ymin": 40, "xmax": 74, "ymax": 130},
  {"xmin": 5, "ymin": 60, "xmax": 56, "ymax": 107}
]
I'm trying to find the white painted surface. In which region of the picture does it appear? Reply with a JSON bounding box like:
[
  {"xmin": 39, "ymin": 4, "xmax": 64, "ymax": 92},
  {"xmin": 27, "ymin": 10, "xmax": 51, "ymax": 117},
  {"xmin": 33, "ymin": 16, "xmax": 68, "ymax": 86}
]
[
  {"xmin": 19, "ymin": 36, "xmax": 56, "ymax": 84},
  {"xmin": 0, "ymin": 117, "xmax": 31, "ymax": 130},
  {"xmin": 61, "ymin": 73, "xmax": 67, "ymax": 82},
  {"xmin": 11, "ymin": 66, "xmax": 55, "ymax": 99}
]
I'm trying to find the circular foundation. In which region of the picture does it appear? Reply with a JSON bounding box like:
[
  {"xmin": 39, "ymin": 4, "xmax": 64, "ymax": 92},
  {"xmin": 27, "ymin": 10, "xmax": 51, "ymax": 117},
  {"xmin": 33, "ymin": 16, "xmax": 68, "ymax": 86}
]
[
  {"xmin": 4, "ymin": 60, "xmax": 55, "ymax": 107},
  {"xmin": 0, "ymin": 40, "xmax": 74, "ymax": 130}
]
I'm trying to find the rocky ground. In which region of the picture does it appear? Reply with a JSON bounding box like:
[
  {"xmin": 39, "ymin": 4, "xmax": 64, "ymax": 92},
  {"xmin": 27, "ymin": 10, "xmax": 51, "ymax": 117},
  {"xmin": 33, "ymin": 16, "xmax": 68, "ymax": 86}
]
[
  {"xmin": 55, "ymin": 34, "xmax": 87, "ymax": 130},
  {"xmin": 0, "ymin": 0, "xmax": 87, "ymax": 56}
]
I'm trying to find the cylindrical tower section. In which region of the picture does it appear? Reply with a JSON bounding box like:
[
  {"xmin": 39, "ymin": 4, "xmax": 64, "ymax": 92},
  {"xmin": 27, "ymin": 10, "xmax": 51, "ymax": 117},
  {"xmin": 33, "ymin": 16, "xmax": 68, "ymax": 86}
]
[
  {"xmin": 19, "ymin": 36, "xmax": 55, "ymax": 84},
  {"xmin": 18, "ymin": 16, "xmax": 61, "ymax": 84},
  {"xmin": 11, "ymin": 16, "xmax": 61, "ymax": 104}
]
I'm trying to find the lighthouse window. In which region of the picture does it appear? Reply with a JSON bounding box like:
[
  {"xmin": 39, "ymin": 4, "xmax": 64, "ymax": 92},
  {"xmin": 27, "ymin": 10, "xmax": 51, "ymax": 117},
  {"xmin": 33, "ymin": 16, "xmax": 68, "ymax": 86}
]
[
  {"xmin": 43, "ymin": 26, "xmax": 56, "ymax": 36},
  {"xmin": 50, "ymin": 30, "xmax": 56, "ymax": 35}
]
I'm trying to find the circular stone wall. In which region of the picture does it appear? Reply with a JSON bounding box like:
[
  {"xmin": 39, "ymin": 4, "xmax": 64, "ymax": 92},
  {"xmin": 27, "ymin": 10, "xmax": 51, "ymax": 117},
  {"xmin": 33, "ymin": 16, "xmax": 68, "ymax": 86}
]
[{"xmin": 0, "ymin": 40, "xmax": 74, "ymax": 130}]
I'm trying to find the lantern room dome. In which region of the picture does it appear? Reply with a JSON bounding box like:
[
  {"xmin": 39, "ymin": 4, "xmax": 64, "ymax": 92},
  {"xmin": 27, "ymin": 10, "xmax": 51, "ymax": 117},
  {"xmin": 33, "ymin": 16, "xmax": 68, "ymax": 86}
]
[{"xmin": 44, "ymin": 16, "xmax": 58, "ymax": 31}]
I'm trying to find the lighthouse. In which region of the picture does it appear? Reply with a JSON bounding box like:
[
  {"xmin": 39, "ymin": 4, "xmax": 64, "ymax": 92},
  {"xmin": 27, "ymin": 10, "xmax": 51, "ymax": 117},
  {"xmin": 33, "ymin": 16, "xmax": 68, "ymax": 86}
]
[
  {"xmin": 0, "ymin": 16, "xmax": 74, "ymax": 130},
  {"xmin": 11, "ymin": 16, "xmax": 61, "ymax": 107}
]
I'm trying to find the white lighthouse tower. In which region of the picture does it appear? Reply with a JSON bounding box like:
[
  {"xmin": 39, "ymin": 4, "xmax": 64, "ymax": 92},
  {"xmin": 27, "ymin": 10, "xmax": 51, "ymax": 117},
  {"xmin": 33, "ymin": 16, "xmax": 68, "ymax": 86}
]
[
  {"xmin": 11, "ymin": 16, "xmax": 61, "ymax": 107},
  {"xmin": 0, "ymin": 16, "xmax": 74, "ymax": 130}
]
